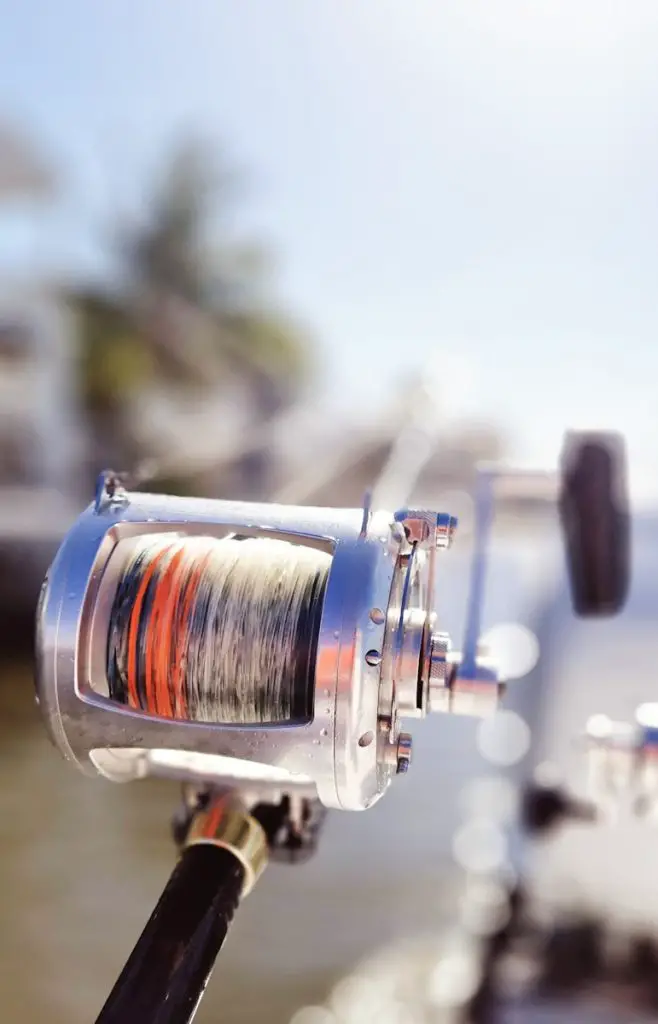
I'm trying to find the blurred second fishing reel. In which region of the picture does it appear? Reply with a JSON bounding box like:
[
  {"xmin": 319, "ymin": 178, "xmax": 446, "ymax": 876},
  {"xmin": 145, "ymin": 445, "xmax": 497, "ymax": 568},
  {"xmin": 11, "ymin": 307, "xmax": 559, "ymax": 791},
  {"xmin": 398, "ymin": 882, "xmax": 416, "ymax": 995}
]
[{"xmin": 583, "ymin": 703, "xmax": 658, "ymax": 820}]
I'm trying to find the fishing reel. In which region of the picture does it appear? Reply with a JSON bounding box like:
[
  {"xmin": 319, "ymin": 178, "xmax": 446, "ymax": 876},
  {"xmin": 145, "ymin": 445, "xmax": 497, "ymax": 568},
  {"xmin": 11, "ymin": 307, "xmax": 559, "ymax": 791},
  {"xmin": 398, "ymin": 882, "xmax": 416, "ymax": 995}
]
[{"xmin": 36, "ymin": 472, "xmax": 503, "ymax": 816}]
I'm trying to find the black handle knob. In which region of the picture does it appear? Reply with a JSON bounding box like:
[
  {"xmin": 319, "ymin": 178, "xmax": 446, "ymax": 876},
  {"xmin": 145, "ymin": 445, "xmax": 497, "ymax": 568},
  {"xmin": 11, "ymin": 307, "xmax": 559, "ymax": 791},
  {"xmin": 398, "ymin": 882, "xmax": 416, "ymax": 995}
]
[{"xmin": 559, "ymin": 430, "xmax": 630, "ymax": 617}]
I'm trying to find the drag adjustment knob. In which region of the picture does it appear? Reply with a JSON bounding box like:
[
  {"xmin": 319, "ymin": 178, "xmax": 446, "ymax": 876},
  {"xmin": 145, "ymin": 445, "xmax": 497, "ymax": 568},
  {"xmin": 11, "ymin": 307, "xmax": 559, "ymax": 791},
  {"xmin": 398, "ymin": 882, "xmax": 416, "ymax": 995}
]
[{"xmin": 428, "ymin": 632, "xmax": 451, "ymax": 713}]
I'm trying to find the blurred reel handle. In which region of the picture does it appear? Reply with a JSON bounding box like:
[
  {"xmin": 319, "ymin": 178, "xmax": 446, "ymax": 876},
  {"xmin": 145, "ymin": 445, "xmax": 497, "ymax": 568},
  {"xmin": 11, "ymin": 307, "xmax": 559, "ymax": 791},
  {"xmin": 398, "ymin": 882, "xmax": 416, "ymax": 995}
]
[{"xmin": 559, "ymin": 431, "xmax": 630, "ymax": 617}]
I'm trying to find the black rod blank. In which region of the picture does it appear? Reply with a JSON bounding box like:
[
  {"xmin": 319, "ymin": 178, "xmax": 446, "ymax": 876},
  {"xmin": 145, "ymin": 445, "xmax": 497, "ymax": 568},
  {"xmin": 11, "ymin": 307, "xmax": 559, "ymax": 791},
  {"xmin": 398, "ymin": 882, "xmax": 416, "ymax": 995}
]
[{"xmin": 95, "ymin": 844, "xmax": 245, "ymax": 1024}]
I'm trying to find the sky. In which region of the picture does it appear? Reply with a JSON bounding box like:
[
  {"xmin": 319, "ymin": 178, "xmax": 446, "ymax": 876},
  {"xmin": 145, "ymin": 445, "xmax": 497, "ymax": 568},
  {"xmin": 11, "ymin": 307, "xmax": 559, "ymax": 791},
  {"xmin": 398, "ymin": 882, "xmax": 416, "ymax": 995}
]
[{"xmin": 2, "ymin": 1, "xmax": 658, "ymax": 496}]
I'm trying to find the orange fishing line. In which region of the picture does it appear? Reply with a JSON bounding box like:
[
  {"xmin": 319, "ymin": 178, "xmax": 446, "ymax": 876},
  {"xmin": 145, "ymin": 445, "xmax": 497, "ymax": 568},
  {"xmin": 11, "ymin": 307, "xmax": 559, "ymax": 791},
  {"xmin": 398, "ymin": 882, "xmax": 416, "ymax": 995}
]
[
  {"xmin": 129, "ymin": 543, "xmax": 173, "ymax": 712},
  {"xmin": 149, "ymin": 546, "xmax": 186, "ymax": 718}
]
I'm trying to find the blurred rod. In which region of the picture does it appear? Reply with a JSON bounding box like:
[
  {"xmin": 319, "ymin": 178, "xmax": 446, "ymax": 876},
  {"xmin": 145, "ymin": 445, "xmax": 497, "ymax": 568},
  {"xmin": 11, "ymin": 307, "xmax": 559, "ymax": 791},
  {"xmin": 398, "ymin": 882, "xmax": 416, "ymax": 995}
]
[
  {"xmin": 129, "ymin": 361, "xmax": 445, "ymax": 507},
  {"xmin": 370, "ymin": 367, "xmax": 444, "ymax": 509},
  {"xmin": 275, "ymin": 364, "xmax": 445, "ymax": 507},
  {"xmin": 95, "ymin": 801, "xmax": 267, "ymax": 1024},
  {"xmin": 127, "ymin": 402, "xmax": 304, "ymax": 490}
]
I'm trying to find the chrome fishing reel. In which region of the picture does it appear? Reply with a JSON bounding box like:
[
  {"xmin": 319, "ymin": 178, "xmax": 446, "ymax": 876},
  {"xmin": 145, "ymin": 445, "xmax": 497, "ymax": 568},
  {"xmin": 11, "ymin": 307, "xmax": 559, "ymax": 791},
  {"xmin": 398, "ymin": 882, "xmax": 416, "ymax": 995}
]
[{"xmin": 35, "ymin": 473, "xmax": 502, "ymax": 813}]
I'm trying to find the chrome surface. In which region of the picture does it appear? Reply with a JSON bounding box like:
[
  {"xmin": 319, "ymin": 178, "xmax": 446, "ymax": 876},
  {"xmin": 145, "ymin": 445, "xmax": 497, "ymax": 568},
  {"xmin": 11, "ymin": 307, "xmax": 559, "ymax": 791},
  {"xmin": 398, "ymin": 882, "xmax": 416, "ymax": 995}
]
[
  {"xmin": 428, "ymin": 631, "xmax": 451, "ymax": 714},
  {"xmin": 36, "ymin": 486, "xmax": 464, "ymax": 812},
  {"xmin": 184, "ymin": 801, "xmax": 268, "ymax": 897}
]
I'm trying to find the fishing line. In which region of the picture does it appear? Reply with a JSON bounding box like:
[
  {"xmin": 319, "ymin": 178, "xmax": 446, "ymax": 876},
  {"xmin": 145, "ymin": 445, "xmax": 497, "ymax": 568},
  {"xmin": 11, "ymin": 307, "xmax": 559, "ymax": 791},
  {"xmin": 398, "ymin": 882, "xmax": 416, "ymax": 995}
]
[{"xmin": 106, "ymin": 535, "xmax": 331, "ymax": 724}]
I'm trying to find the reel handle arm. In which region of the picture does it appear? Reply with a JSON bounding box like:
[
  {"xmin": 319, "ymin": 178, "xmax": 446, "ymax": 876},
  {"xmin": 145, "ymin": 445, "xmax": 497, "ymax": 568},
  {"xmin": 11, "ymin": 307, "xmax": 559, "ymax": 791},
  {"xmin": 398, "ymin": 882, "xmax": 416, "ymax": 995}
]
[
  {"xmin": 435, "ymin": 469, "xmax": 503, "ymax": 718},
  {"xmin": 461, "ymin": 469, "xmax": 496, "ymax": 678}
]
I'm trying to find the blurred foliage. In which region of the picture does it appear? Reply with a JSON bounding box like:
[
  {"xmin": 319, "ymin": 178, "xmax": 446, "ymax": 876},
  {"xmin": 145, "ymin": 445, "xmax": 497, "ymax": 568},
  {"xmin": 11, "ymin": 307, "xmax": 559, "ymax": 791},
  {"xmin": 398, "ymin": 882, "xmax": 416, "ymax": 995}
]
[
  {"xmin": 75, "ymin": 291, "xmax": 154, "ymax": 414},
  {"xmin": 221, "ymin": 309, "xmax": 311, "ymax": 393},
  {"xmin": 72, "ymin": 136, "xmax": 312, "ymax": 471},
  {"xmin": 124, "ymin": 138, "xmax": 234, "ymax": 307}
]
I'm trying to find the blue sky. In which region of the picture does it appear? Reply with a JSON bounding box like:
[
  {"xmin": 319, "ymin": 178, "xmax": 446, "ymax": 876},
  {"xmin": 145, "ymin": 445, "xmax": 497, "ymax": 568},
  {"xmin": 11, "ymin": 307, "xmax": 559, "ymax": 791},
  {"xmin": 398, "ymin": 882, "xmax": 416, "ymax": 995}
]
[{"xmin": 2, "ymin": 1, "xmax": 658, "ymax": 494}]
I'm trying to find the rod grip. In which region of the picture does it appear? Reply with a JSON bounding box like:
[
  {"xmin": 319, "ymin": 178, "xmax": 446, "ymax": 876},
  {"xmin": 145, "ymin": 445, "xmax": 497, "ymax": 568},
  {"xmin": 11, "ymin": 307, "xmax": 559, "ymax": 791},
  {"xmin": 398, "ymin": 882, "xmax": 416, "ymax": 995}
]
[{"xmin": 95, "ymin": 843, "xmax": 245, "ymax": 1024}]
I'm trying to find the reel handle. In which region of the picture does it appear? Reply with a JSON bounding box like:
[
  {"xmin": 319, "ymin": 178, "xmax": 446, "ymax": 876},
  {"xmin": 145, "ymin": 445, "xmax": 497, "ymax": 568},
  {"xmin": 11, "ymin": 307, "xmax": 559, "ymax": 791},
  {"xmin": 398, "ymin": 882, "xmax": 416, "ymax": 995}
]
[
  {"xmin": 558, "ymin": 431, "xmax": 630, "ymax": 617},
  {"xmin": 461, "ymin": 430, "xmax": 629, "ymax": 682}
]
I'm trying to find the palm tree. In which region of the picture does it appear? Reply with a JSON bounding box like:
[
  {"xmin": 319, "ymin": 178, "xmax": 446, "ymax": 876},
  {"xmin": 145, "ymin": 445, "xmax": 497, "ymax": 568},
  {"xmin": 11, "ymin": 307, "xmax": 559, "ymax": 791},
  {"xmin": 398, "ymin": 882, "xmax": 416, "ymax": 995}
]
[
  {"xmin": 124, "ymin": 138, "xmax": 308, "ymax": 384},
  {"xmin": 75, "ymin": 137, "xmax": 312, "ymax": 494}
]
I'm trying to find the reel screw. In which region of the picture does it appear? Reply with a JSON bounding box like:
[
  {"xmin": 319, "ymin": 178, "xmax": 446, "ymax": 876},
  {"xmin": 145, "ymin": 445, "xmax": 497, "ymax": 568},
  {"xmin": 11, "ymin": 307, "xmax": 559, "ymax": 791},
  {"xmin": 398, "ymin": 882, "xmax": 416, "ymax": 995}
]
[{"xmin": 396, "ymin": 733, "xmax": 413, "ymax": 774}]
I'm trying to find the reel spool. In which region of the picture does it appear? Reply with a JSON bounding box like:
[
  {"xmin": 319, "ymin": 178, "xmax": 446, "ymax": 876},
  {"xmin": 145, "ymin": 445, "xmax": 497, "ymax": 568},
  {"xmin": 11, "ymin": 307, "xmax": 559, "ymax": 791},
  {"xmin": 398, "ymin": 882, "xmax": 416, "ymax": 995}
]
[{"xmin": 36, "ymin": 474, "xmax": 499, "ymax": 812}]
